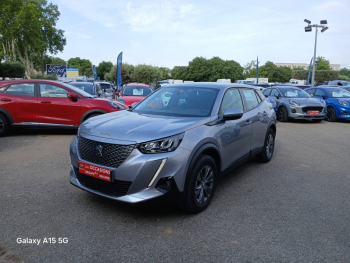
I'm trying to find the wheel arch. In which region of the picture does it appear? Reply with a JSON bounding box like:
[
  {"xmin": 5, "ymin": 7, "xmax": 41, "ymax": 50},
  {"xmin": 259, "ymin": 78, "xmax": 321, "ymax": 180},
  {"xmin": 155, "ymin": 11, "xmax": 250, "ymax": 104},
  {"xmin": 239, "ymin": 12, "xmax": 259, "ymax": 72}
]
[
  {"xmin": 0, "ymin": 108, "xmax": 14, "ymax": 124},
  {"xmin": 79, "ymin": 109, "xmax": 108, "ymax": 124}
]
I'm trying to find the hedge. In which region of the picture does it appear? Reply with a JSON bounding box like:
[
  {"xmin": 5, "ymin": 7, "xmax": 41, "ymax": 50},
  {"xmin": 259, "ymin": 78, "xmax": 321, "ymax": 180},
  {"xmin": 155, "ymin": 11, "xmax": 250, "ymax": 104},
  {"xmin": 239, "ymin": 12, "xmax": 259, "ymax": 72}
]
[
  {"xmin": 0, "ymin": 62, "xmax": 26, "ymax": 78},
  {"xmin": 292, "ymin": 70, "xmax": 339, "ymax": 82},
  {"xmin": 30, "ymin": 74, "xmax": 58, "ymax": 80}
]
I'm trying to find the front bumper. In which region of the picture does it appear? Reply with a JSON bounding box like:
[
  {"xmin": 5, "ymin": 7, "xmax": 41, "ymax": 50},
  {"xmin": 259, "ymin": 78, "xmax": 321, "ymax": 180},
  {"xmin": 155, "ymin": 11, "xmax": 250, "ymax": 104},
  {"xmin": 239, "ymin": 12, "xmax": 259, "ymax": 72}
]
[
  {"xmin": 69, "ymin": 136, "xmax": 191, "ymax": 204},
  {"xmin": 288, "ymin": 105, "xmax": 326, "ymax": 120}
]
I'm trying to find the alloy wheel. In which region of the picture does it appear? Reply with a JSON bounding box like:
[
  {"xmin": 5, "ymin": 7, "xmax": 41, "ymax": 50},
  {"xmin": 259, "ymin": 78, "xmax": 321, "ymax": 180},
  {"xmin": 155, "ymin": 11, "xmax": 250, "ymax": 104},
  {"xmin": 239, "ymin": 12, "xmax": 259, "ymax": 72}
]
[
  {"xmin": 195, "ymin": 165, "xmax": 214, "ymax": 204},
  {"xmin": 326, "ymin": 107, "xmax": 334, "ymax": 121},
  {"xmin": 278, "ymin": 108, "xmax": 285, "ymax": 121},
  {"xmin": 266, "ymin": 133, "xmax": 274, "ymax": 159}
]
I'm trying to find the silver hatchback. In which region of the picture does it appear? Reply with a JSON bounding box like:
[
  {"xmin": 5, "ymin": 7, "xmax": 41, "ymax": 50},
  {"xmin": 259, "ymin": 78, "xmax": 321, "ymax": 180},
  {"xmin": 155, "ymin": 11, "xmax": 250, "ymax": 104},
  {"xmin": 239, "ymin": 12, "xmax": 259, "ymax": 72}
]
[{"xmin": 69, "ymin": 83, "xmax": 277, "ymax": 213}]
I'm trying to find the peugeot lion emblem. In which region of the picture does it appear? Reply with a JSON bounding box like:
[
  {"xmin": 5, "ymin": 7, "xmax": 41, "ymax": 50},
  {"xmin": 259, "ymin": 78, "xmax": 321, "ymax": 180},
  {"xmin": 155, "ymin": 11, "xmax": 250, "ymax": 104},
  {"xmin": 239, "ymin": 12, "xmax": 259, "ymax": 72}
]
[{"xmin": 96, "ymin": 145, "xmax": 103, "ymax": 157}]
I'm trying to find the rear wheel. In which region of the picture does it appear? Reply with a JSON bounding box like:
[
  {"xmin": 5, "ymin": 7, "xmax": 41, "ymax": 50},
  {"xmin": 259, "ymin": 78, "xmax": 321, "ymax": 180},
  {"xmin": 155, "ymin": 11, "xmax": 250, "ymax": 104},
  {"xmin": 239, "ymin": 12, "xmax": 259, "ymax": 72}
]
[
  {"xmin": 256, "ymin": 128, "xmax": 275, "ymax": 163},
  {"xmin": 325, "ymin": 107, "xmax": 337, "ymax": 122},
  {"xmin": 0, "ymin": 113, "xmax": 10, "ymax": 137},
  {"xmin": 183, "ymin": 155, "xmax": 217, "ymax": 213},
  {"xmin": 277, "ymin": 107, "xmax": 288, "ymax": 122}
]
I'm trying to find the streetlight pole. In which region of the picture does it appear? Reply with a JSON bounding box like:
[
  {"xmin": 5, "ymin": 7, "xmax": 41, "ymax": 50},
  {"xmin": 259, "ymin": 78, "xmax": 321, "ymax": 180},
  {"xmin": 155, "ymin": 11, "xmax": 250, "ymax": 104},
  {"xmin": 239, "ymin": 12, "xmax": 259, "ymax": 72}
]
[
  {"xmin": 304, "ymin": 19, "xmax": 329, "ymax": 87},
  {"xmin": 311, "ymin": 27, "xmax": 318, "ymax": 87}
]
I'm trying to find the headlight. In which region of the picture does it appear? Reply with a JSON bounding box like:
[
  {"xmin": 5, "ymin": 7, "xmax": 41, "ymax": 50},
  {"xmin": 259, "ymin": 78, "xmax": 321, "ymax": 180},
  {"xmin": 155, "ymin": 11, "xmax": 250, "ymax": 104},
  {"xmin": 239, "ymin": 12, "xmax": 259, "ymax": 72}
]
[
  {"xmin": 338, "ymin": 99, "xmax": 349, "ymax": 106},
  {"xmin": 107, "ymin": 100, "xmax": 122, "ymax": 109},
  {"xmin": 319, "ymin": 99, "xmax": 326, "ymax": 106},
  {"xmin": 138, "ymin": 133, "xmax": 184, "ymax": 154},
  {"xmin": 289, "ymin": 100, "xmax": 300, "ymax": 106},
  {"xmin": 118, "ymin": 97, "xmax": 126, "ymax": 104}
]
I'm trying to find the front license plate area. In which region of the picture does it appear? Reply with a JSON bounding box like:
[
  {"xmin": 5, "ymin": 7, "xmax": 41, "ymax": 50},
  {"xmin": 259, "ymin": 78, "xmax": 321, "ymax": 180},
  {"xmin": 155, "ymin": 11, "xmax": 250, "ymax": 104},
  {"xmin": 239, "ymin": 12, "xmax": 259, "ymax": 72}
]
[
  {"xmin": 307, "ymin": 111, "xmax": 319, "ymax": 115},
  {"xmin": 78, "ymin": 161, "xmax": 112, "ymax": 182}
]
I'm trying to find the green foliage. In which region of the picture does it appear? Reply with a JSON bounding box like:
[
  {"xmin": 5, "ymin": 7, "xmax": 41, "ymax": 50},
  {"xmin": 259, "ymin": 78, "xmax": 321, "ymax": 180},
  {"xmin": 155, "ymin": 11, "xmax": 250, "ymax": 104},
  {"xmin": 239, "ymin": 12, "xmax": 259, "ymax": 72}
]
[
  {"xmin": 185, "ymin": 57, "xmax": 243, "ymax": 82},
  {"xmin": 133, "ymin": 64, "xmax": 162, "ymax": 84},
  {"xmin": 292, "ymin": 70, "xmax": 339, "ymax": 82},
  {"xmin": 0, "ymin": 62, "xmax": 25, "ymax": 78},
  {"xmin": 315, "ymin": 56, "xmax": 331, "ymax": 70},
  {"xmin": 339, "ymin": 68, "xmax": 350, "ymax": 78},
  {"xmin": 243, "ymin": 60, "xmax": 257, "ymax": 79},
  {"xmin": 45, "ymin": 56, "xmax": 66, "ymax": 65},
  {"xmin": 68, "ymin": 57, "xmax": 92, "ymax": 76},
  {"xmin": 0, "ymin": 0, "xmax": 66, "ymax": 77},
  {"xmin": 104, "ymin": 63, "xmax": 135, "ymax": 83},
  {"xmin": 159, "ymin": 67, "xmax": 171, "ymax": 79},
  {"xmin": 30, "ymin": 73, "xmax": 58, "ymax": 80},
  {"xmin": 338, "ymin": 75, "xmax": 350, "ymax": 81},
  {"xmin": 171, "ymin": 66, "xmax": 188, "ymax": 80},
  {"xmin": 96, "ymin": 61, "xmax": 113, "ymax": 79},
  {"xmin": 258, "ymin": 62, "xmax": 292, "ymax": 83}
]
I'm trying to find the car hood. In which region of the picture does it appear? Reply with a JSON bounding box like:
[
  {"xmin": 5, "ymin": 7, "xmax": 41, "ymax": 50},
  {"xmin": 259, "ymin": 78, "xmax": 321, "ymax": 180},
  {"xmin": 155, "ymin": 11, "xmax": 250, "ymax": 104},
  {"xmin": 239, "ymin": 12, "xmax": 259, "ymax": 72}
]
[{"xmin": 79, "ymin": 110, "xmax": 210, "ymax": 143}]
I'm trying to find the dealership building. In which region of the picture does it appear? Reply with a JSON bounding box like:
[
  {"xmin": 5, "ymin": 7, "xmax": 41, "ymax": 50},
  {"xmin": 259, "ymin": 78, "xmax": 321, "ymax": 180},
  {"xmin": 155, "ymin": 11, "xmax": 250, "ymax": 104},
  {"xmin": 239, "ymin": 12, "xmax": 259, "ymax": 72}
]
[{"xmin": 275, "ymin": 63, "xmax": 340, "ymax": 71}]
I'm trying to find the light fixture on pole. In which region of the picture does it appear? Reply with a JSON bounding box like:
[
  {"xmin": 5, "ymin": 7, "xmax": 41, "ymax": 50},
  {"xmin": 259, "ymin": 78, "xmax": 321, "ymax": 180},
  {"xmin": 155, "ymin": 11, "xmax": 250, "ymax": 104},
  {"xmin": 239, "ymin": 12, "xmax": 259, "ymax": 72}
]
[{"xmin": 304, "ymin": 19, "xmax": 329, "ymax": 87}]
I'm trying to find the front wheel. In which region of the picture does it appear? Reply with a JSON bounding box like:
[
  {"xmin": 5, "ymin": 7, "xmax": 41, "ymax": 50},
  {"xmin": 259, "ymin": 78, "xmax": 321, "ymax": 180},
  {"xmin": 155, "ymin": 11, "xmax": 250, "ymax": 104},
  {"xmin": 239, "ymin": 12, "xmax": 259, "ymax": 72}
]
[
  {"xmin": 256, "ymin": 128, "xmax": 275, "ymax": 163},
  {"xmin": 277, "ymin": 107, "xmax": 288, "ymax": 122},
  {"xmin": 183, "ymin": 155, "xmax": 217, "ymax": 213},
  {"xmin": 325, "ymin": 107, "xmax": 337, "ymax": 122},
  {"xmin": 0, "ymin": 113, "xmax": 10, "ymax": 137}
]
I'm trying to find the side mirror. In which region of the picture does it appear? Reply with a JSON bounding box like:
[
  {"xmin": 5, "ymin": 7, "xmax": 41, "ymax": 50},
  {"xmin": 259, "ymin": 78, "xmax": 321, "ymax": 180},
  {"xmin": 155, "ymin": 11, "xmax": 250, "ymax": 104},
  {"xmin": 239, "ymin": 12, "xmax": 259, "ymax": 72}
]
[
  {"xmin": 115, "ymin": 92, "xmax": 119, "ymax": 95},
  {"xmin": 275, "ymin": 94, "xmax": 280, "ymax": 99},
  {"xmin": 130, "ymin": 102, "xmax": 139, "ymax": 109},
  {"xmin": 264, "ymin": 94, "xmax": 268, "ymax": 98},
  {"xmin": 67, "ymin": 92, "xmax": 77, "ymax": 101},
  {"xmin": 223, "ymin": 108, "xmax": 243, "ymax": 121},
  {"xmin": 322, "ymin": 94, "xmax": 326, "ymax": 99}
]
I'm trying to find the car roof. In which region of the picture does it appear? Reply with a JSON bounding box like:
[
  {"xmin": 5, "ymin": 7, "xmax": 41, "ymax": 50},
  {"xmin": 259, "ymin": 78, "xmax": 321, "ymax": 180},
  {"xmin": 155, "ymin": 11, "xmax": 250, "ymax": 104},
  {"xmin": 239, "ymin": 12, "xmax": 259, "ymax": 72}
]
[
  {"xmin": 157, "ymin": 82, "xmax": 259, "ymax": 90},
  {"xmin": 125, "ymin": 83, "xmax": 151, "ymax": 87},
  {"xmin": 70, "ymin": 82, "xmax": 93, "ymax": 85}
]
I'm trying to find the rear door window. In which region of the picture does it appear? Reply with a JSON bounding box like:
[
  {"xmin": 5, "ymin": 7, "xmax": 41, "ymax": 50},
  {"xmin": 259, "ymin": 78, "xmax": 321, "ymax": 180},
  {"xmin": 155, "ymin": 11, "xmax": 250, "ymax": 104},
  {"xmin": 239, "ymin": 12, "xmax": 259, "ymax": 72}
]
[
  {"xmin": 241, "ymin": 89, "xmax": 259, "ymax": 111},
  {"xmin": 5, "ymin": 83, "xmax": 35, "ymax": 97}
]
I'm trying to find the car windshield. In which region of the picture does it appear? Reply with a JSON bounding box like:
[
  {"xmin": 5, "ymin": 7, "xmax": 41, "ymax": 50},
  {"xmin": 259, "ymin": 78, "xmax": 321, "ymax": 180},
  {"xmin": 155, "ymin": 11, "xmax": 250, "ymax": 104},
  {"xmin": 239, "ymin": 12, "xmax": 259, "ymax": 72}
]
[
  {"xmin": 343, "ymin": 87, "xmax": 350, "ymax": 92},
  {"xmin": 244, "ymin": 81, "xmax": 254, "ymax": 84},
  {"xmin": 278, "ymin": 87, "xmax": 310, "ymax": 98},
  {"xmin": 60, "ymin": 82, "xmax": 94, "ymax": 98},
  {"xmin": 133, "ymin": 86, "xmax": 219, "ymax": 117},
  {"xmin": 69, "ymin": 83, "xmax": 95, "ymax": 95},
  {"xmin": 123, "ymin": 86, "xmax": 152, "ymax": 96},
  {"xmin": 324, "ymin": 88, "xmax": 350, "ymax": 98},
  {"xmin": 100, "ymin": 83, "xmax": 112, "ymax": 90}
]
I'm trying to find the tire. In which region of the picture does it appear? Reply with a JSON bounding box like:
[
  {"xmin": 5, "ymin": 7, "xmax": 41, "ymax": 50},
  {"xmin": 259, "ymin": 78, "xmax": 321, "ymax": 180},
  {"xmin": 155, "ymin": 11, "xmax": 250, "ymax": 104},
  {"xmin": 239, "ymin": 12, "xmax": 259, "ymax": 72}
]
[
  {"xmin": 313, "ymin": 119, "xmax": 323, "ymax": 123},
  {"xmin": 325, "ymin": 107, "xmax": 337, "ymax": 122},
  {"xmin": 183, "ymin": 155, "xmax": 217, "ymax": 213},
  {"xmin": 277, "ymin": 107, "xmax": 288, "ymax": 122},
  {"xmin": 0, "ymin": 113, "xmax": 10, "ymax": 137},
  {"xmin": 256, "ymin": 128, "xmax": 275, "ymax": 163}
]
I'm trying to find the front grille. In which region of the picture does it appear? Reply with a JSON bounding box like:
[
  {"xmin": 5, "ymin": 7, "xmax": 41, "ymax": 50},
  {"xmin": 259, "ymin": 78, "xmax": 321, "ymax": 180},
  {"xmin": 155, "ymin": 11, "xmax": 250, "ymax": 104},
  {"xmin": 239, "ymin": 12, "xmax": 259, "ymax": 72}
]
[
  {"xmin": 74, "ymin": 167, "xmax": 132, "ymax": 197},
  {"xmin": 78, "ymin": 136, "xmax": 135, "ymax": 168},
  {"xmin": 302, "ymin": 107, "xmax": 324, "ymax": 113}
]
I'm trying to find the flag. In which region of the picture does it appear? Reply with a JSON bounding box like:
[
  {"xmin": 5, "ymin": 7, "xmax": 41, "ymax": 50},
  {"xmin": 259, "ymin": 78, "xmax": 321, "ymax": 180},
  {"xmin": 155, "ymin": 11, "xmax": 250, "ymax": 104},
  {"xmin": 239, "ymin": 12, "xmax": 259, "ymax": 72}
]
[
  {"xmin": 306, "ymin": 58, "xmax": 313, "ymax": 85},
  {"xmin": 256, "ymin": 56, "xmax": 259, "ymax": 84},
  {"xmin": 116, "ymin": 52, "xmax": 123, "ymax": 91},
  {"xmin": 92, "ymin": 65, "xmax": 97, "ymax": 79}
]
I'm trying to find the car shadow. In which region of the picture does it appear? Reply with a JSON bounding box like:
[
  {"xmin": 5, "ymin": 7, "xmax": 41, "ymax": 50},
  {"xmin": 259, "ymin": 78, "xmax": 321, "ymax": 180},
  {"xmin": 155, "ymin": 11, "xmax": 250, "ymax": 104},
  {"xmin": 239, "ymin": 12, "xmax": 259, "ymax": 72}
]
[{"xmin": 9, "ymin": 127, "xmax": 77, "ymax": 136}]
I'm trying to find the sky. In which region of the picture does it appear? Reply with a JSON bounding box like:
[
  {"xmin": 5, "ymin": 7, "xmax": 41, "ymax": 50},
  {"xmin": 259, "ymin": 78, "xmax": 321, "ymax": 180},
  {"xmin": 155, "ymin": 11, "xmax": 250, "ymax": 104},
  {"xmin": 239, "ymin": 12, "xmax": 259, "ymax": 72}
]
[{"xmin": 53, "ymin": 0, "xmax": 350, "ymax": 69}]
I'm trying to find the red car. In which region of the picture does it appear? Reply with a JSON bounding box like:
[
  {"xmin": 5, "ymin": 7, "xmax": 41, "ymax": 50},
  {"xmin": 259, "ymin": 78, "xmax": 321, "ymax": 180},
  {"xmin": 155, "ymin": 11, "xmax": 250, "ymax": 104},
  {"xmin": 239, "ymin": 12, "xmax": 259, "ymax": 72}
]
[
  {"xmin": 116, "ymin": 83, "xmax": 153, "ymax": 107},
  {"xmin": 0, "ymin": 79, "xmax": 128, "ymax": 136}
]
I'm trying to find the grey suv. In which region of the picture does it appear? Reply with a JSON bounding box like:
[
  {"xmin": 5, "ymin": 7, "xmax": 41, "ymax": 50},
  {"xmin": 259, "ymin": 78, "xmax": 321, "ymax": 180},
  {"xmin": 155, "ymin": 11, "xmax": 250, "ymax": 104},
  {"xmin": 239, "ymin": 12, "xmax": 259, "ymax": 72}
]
[{"xmin": 69, "ymin": 83, "xmax": 277, "ymax": 213}]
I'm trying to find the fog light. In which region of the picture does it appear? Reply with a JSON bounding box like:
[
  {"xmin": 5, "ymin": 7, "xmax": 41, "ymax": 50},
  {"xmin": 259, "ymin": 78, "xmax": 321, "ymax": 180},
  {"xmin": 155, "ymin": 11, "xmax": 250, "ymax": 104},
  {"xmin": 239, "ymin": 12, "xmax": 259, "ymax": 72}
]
[
  {"xmin": 341, "ymin": 111, "xmax": 348, "ymax": 116},
  {"xmin": 156, "ymin": 177, "xmax": 173, "ymax": 193},
  {"xmin": 148, "ymin": 158, "xmax": 167, "ymax": 187},
  {"xmin": 291, "ymin": 109, "xmax": 296, "ymax": 113}
]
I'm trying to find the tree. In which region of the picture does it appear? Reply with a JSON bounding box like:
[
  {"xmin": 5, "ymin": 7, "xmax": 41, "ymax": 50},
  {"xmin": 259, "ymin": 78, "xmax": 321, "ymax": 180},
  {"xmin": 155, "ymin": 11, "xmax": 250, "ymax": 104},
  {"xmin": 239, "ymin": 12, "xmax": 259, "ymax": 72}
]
[
  {"xmin": 340, "ymin": 68, "xmax": 350, "ymax": 78},
  {"xmin": 0, "ymin": 0, "xmax": 66, "ymax": 78},
  {"xmin": 96, "ymin": 61, "xmax": 113, "ymax": 79},
  {"xmin": 133, "ymin": 64, "xmax": 162, "ymax": 84},
  {"xmin": 159, "ymin": 67, "xmax": 171, "ymax": 79},
  {"xmin": 186, "ymin": 56, "xmax": 243, "ymax": 82},
  {"xmin": 171, "ymin": 66, "xmax": 188, "ymax": 80},
  {"xmin": 68, "ymin": 57, "xmax": 93, "ymax": 76},
  {"xmin": 315, "ymin": 56, "xmax": 331, "ymax": 70},
  {"xmin": 243, "ymin": 60, "xmax": 257, "ymax": 79},
  {"xmin": 104, "ymin": 63, "xmax": 135, "ymax": 83},
  {"xmin": 258, "ymin": 61, "xmax": 292, "ymax": 82}
]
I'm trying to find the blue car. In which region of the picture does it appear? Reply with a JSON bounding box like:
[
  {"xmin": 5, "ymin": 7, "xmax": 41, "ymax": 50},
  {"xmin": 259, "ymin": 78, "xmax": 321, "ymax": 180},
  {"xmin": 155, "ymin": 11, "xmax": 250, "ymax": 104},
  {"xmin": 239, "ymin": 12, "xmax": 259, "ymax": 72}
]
[{"xmin": 305, "ymin": 86, "xmax": 350, "ymax": 122}]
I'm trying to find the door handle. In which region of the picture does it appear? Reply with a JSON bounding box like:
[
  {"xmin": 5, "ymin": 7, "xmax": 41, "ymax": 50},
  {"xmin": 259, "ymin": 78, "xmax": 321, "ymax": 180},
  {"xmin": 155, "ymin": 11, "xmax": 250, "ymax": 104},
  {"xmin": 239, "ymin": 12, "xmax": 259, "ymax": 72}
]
[
  {"xmin": 1, "ymin": 98, "xmax": 12, "ymax": 102},
  {"xmin": 245, "ymin": 120, "xmax": 252, "ymax": 125},
  {"xmin": 41, "ymin": 101, "xmax": 52, "ymax": 104}
]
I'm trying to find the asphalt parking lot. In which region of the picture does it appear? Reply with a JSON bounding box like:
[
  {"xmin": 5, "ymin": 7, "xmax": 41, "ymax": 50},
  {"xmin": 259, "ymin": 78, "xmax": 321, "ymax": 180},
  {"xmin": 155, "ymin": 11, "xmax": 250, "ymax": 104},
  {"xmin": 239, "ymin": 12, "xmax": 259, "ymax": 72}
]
[{"xmin": 1, "ymin": 120, "xmax": 350, "ymax": 262}]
